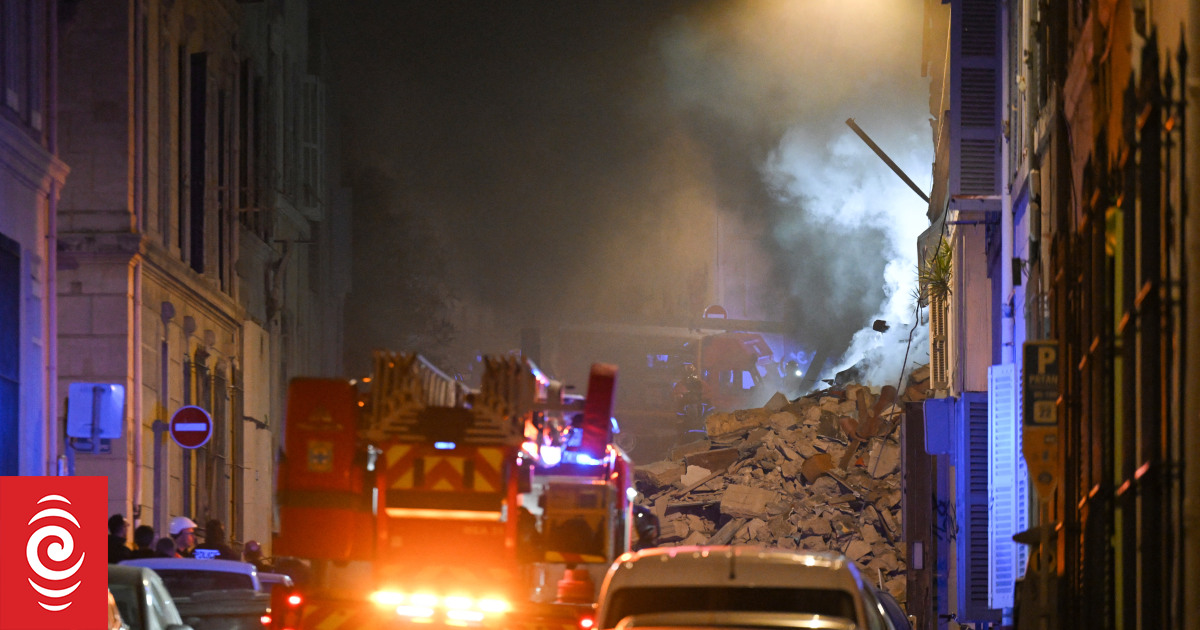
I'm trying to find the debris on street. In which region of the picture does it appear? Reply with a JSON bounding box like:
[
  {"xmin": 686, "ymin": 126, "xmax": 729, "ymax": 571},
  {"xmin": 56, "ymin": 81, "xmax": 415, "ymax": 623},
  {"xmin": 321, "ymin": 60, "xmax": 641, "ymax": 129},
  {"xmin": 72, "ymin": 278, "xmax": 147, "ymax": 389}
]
[{"xmin": 633, "ymin": 363, "xmax": 932, "ymax": 604}]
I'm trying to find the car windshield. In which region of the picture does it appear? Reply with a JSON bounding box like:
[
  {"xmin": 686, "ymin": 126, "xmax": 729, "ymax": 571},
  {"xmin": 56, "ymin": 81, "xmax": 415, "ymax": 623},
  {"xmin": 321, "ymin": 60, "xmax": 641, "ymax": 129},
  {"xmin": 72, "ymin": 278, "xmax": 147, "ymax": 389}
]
[
  {"xmin": 152, "ymin": 569, "xmax": 255, "ymax": 597},
  {"xmin": 603, "ymin": 586, "xmax": 857, "ymax": 628}
]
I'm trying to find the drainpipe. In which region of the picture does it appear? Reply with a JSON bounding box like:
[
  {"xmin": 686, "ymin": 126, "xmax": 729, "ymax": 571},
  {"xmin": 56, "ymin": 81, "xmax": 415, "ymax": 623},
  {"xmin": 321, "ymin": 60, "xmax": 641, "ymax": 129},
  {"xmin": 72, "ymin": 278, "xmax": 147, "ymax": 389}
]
[
  {"xmin": 132, "ymin": 261, "xmax": 144, "ymax": 523},
  {"xmin": 47, "ymin": 0, "xmax": 61, "ymax": 476},
  {"xmin": 1182, "ymin": 2, "xmax": 1200, "ymax": 619},
  {"xmin": 131, "ymin": 0, "xmax": 145, "ymax": 525},
  {"xmin": 999, "ymin": 0, "xmax": 1014, "ymax": 368}
]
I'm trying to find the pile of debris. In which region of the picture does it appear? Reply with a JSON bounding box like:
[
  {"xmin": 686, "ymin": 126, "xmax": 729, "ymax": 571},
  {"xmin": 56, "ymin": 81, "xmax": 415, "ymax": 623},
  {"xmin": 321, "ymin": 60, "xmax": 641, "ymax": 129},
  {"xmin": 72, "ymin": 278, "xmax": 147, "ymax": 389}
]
[{"xmin": 632, "ymin": 364, "xmax": 932, "ymax": 603}]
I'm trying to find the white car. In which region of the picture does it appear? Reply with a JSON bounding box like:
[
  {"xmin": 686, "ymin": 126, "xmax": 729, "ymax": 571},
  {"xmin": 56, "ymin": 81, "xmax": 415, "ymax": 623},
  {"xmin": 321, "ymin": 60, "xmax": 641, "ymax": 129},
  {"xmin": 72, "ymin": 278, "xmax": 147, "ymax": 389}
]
[
  {"xmin": 120, "ymin": 558, "xmax": 263, "ymax": 596},
  {"xmin": 120, "ymin": 558, "xmax": 269, "ymax": 630},
  {"xmin": 108, "ymin": 564, "xmax": 194, "ymax": 630},
  {"xmin": 596, "ymin": 546, "xmax": 893, "ymax": 630},
  {"xmin": 257, "ymin": 571, "xmax": 294, "ymax": 596}
]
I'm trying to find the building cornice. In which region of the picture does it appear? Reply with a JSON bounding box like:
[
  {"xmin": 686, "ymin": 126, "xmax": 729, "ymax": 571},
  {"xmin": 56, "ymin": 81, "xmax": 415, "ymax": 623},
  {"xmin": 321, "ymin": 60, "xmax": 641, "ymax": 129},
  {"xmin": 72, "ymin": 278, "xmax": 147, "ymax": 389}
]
[
  {"xmin": 0, "ymin": 117, "xmax": 69, "ymax": 195},
  {"xmin": 57, "ymin": 232, "xmax": 247, "ymax": 330}
]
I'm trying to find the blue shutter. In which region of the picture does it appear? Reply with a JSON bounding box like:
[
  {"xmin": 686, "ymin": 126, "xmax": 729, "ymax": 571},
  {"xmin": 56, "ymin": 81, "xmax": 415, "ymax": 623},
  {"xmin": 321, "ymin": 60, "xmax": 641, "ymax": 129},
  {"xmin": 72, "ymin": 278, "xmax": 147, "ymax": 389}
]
[
  {"xmin": 950, "ymin": 0, "xmax": 1002, "ymax": 205},
  {"xmin": 988, "ymin": 365, "xmax": 1017, "ymax": 609},
  {"xmin": 923, "ymin": 397, "xmax": 955, "ymax": 454},
  {"xmin": 956, "ymin": 391, "xmax": 997, "ymax": 623}
]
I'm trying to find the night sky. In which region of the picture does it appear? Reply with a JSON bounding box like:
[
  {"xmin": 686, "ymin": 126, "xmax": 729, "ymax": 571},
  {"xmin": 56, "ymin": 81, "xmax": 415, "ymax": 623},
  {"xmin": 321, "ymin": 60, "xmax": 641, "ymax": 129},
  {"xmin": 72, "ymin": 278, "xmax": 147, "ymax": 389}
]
[{"xmin": 313, "ymin": 1, "xmax": 933, "ymax": 383}]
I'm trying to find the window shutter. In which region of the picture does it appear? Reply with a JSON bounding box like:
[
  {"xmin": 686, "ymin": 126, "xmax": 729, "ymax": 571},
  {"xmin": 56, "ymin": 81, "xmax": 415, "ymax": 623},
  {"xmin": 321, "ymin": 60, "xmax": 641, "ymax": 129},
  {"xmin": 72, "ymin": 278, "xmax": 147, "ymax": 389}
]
[
  {"xmin": 987, "ymin": 365, "xmax": 1018, "ymax": 609},
  {"xmin": 956, "ymin": 391, "xmax": 997, "ymax": 623},
  {"xmin": 930, "ymin": 295, "xmax": 950, "ymax": 390},
  {"xmin": 950, "ymin": 0, "xmax": 1002, "ymax": 202}
]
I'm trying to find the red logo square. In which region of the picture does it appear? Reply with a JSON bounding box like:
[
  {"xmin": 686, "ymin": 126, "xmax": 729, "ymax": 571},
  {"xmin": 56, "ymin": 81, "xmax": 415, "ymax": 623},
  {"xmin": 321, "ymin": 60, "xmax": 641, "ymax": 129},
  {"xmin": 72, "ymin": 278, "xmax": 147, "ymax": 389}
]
[{"xmin": 0, "ymin": 476, "xmax": 108, "ymax": 630}]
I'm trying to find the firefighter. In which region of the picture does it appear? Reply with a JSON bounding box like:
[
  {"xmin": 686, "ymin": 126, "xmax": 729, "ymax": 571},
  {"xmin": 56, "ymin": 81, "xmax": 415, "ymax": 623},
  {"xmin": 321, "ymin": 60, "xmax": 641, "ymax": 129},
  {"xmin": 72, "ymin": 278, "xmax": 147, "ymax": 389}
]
[
  {"xmin": 782, "ymin": 360, "xmax": 804, "ymax": 396},
  {"xmin": 673, "ymin": 363, "xmax": 707, "ymax": 427}
]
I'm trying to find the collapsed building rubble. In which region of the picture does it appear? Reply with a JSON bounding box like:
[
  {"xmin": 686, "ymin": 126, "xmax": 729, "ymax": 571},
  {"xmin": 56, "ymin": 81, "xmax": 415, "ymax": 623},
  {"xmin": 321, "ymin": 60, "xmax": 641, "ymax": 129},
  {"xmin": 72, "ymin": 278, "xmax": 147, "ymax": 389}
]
[{"xmin": 632, "ymin": 364, "xmax": 932, "ymax": 603}]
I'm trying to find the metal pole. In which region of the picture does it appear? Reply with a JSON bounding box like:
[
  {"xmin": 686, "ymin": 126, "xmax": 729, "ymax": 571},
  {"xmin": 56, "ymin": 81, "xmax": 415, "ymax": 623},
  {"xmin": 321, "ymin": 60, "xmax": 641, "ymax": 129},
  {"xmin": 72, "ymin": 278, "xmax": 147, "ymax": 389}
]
[
  {"xmin": 845, "ymin": 118, "xmax": 931, "ymax": 203},
  {"xmin": 1181, "ymin": 3, "xmax": 1200, "ymax": 621}
]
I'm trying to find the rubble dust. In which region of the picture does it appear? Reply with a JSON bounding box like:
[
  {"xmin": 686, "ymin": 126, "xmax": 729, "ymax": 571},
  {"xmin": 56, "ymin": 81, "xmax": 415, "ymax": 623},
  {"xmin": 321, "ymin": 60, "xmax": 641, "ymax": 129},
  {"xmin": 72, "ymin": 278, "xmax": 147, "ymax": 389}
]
[{"xmin": 632, "ymin": 364, "xmax": 932, "ymax": 605}]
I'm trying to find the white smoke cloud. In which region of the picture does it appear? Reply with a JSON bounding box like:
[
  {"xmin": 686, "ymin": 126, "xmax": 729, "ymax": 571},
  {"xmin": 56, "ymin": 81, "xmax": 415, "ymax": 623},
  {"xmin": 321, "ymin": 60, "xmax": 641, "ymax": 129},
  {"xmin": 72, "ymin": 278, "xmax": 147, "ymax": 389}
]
[{"xmin": 659, "ymin": 0, "xmax": 934, "ymax": 388}]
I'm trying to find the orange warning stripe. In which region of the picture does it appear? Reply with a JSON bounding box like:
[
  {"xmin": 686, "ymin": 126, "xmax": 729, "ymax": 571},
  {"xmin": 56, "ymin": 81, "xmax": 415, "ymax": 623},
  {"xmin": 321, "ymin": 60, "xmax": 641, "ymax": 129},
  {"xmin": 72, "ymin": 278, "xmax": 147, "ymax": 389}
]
[{"xmin": 384, "ymin": 444, "xmax": 505, "ymax": 492}]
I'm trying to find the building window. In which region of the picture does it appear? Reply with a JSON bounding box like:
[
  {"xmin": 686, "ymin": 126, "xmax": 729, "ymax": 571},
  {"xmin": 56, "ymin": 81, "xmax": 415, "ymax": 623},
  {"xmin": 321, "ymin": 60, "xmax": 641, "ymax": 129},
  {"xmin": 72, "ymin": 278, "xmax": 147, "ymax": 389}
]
[
  {"xmin": 0, "ymin": 233, "xmax": 19, "ymax": 476},
  {"xmin": 189, "ymin": 52, "xmax": 207, "ymax": 274}
]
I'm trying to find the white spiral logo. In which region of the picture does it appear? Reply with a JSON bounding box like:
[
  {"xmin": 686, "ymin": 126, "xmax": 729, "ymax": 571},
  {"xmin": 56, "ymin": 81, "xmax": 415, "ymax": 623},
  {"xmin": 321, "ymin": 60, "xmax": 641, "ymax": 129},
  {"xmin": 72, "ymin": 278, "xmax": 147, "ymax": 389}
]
[{"xmin": 26, "ymin": 494, "xmax": 85, "ymax": 612}]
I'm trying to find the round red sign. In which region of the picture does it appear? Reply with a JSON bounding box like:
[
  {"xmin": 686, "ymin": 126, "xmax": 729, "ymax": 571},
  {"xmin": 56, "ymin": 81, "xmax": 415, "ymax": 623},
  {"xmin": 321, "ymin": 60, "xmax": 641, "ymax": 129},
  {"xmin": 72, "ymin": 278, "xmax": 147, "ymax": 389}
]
[{"xmin": 170, "ymin": 405, "xmax": 213, "ymax": 449}]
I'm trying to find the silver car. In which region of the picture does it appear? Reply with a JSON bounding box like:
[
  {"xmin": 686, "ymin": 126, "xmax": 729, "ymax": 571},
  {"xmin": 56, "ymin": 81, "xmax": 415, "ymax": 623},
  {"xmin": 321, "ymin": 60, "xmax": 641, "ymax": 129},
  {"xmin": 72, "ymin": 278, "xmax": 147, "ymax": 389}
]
[
  {"xmin": 107, "ymin": 564, "xmax": 194, "ymax": 630},
  {"xmin": 597, "ymin": 546, "xmax": 893, "ymax": 630}
]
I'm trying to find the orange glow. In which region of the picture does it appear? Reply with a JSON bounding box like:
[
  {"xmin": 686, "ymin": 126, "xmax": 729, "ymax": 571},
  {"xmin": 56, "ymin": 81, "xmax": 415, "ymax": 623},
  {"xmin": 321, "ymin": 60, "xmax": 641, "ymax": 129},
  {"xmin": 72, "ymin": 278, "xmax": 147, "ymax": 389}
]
[
  {"xmin": 396, "ymin": 606, "xmax": 435, "ymax": 619},
  {"xmin": 370, "ymin": 591, "xmax": 406, "ymax": 606},
  {"xmin": 384, "ymin": 507, "xmax": 501, "ymax": 521},
  {"xmin": 477, "ymin": 598, "xmax": 511, "ymax": 613}
]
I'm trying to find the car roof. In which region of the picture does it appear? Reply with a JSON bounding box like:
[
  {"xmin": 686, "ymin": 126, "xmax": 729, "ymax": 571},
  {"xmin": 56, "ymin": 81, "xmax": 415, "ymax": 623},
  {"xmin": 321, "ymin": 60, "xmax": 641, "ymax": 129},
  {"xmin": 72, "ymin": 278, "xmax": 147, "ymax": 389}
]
[
  {"xmin": 121, "ymin": 557, "xmax": 257, "ymax": 574},
  {"xmin": 258, "ymin": 572, "xmax": 293, "ymax": 585},
  {"xmin": 615, "ymin": 611, "xmax": 857, "ymax": 630},
  {"xmin": 603, "ymin": 546, "xmax": 859, "ymax": 590},
  {"xmin": 597, "ymin": 546, "xmax": 870, "ymax": 629},
  {"xmin": 107, "ymin": 563, "xmax": 153, "ymax": 584}
]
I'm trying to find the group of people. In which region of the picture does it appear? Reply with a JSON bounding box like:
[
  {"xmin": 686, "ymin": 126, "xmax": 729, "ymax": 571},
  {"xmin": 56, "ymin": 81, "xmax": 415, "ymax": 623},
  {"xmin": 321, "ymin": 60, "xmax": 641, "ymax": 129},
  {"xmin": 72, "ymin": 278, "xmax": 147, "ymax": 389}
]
[{"xmin": 107, "ymin": 513, "xmax": 269, "ymax": 570}]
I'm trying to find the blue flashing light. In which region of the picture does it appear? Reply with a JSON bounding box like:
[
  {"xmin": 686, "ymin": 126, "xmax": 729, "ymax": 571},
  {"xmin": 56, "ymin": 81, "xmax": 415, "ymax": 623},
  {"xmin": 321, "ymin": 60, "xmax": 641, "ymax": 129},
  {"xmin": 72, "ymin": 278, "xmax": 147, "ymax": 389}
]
[
  {"xmin": 434, "ymin": 441, "xmax": 457, "ymax": 450},
  {"xmin": 572, "ymin": 452, "xmax": 605, "ymax": 466}
]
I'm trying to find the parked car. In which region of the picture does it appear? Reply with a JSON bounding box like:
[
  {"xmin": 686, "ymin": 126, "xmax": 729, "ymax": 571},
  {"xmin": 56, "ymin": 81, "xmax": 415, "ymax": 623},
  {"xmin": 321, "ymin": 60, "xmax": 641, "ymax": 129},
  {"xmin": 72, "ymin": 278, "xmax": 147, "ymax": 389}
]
[
  {"xmin": 256, "ymin": 571, "xmax": 293, "ymax": 596},
  {"xmin": 107, "ymin": 564, "xmax": 194, "ymax": 630},
  {"xmin": 864, "ymin": 581, "xmax": 911, "ymax": 630},
  {"xmin": 614, "ymin": 611, "xmax": 857, "ymax": 630},
  {"xmin": 108, "ymin": 589, "xmax": 128, "ymax": 630},
  {"xmin": 121, "ymin": 558, "xmax": 268, "ymax": 630},
  {"xmin": 596, "ymin": 546, "xmax": 893, "ymax": 630},
  {"xmin": 120, "ymin": 558, "xmax": 263, "ymax": 595}
]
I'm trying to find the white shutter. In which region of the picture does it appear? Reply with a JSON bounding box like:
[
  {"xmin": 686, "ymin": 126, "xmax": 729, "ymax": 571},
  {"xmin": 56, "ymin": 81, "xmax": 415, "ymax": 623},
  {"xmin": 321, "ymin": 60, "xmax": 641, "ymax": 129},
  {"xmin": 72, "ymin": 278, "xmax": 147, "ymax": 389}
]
[
  {"xmin": 987, "ymin": 364, "xmax": 1017, "ymax": 609},
  {"xmin": 930, "ymin": 295, "xmax": 950, "ymax": 390}
]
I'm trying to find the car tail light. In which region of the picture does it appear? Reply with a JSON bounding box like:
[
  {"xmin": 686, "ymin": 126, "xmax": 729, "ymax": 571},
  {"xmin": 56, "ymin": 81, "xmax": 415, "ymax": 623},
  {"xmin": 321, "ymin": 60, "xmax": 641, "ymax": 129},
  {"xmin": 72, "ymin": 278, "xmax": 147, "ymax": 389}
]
[
  {"xmin": 287, "ymin": 593, "xmax": 303, "ymax": 607},
  {"xmin": 579, "ymin": 615, "xmax": 595, "ymax": 630},
  {"xmin": 260, "ymin": 614, "xmax": 272, "ymax": 626}
]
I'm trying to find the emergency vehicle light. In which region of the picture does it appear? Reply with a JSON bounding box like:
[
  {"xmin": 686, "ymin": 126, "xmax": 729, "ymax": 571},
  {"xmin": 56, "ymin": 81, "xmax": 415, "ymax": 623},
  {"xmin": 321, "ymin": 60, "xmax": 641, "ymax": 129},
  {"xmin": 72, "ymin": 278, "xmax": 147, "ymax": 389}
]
[
  {"xmin": 371, "ymin": 590, "xmax": 512, "ymax": 619},
  {"xmin": 573, "ymin": 453, "xmax": 603, "ymax": 466},
  {"xmin": 477, "ymin": 598, "xmax": 511, "ymax": 613},
  {"xmin": 447, "ymin": 610, "xmax": 486, "ymax": 623},
  {"xmin": 371, "ymin": 591, "xmax": 406, "ymax": 606},
  {"xmin": 541, "ymin": 445, "xmax": 562, "ymax": 467},
  {"xmin": 396, "ymin": 605, "xmax": 435, "ymax": 620},
  {"xmin": 410, "ymin": 594, "xmax": 439, "ymax": 607},
  {"xmin": 434, "ymin": 441, "xmax": 456, "ymax": 450},
  {"xmin": 385, "ymin": 507, "xmax": 502, "ymax": 521}
]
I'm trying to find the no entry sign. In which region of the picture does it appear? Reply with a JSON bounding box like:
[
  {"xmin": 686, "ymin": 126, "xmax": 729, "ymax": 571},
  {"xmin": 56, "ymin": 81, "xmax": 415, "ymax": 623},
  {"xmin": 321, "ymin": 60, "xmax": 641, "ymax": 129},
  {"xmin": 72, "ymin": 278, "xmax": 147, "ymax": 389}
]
[{"xmin": 170, "ymin": 405, "xmax": 213, "ymax": 449}]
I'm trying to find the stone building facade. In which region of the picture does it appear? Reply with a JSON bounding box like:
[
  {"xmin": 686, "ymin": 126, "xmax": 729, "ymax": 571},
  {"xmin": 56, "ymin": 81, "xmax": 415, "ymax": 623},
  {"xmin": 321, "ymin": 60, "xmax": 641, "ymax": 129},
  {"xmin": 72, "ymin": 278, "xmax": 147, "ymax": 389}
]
[
  {"xmin": 0, "ymin": 1, "xmax": 68, "ymax": 478},
  {"xmin": 917, "ymin": 0, "xmax": 1200, "ymax": 628},
  {"xmin": 53, "ymin": 0, "xmax": 349, "ymax": 549}
]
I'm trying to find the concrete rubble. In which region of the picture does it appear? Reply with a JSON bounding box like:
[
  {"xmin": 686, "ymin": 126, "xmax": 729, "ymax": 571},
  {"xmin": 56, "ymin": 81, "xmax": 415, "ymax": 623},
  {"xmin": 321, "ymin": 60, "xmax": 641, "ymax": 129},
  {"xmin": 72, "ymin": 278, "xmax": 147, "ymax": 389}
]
[{"xmin": 632, "ymin": 364, "xmax": 932, "ymax": 605}]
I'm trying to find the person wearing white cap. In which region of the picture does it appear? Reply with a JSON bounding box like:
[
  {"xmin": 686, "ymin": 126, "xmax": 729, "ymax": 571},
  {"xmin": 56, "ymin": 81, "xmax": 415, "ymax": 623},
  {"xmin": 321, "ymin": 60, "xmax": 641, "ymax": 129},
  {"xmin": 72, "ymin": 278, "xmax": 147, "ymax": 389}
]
[{"xmin": 169, "ymin": 516, "xmax": 198, "ymax": 558}]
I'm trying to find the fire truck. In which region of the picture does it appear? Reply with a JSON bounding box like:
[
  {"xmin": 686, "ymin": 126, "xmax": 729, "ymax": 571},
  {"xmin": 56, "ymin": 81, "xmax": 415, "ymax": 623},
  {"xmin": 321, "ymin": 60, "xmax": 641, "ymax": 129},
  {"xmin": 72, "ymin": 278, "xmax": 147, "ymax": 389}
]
[{"xmin": 269, "ymin": 351, "xmax": 646, "ymax": 630}]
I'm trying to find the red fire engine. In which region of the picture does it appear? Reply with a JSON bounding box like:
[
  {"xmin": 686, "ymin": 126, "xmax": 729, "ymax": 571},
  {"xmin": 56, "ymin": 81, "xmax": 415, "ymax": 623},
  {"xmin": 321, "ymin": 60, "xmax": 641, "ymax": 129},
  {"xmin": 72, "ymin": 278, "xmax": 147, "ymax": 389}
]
[{"xmin": 270, "ymin": 352, "xmax": 644, "ymax": 630}]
